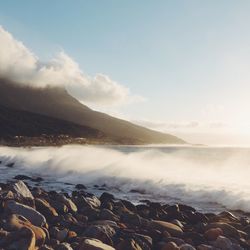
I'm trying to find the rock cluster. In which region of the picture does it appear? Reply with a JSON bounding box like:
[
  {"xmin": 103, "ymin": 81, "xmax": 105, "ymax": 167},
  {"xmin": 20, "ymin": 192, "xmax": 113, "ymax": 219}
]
[{"xmin": 0, "ymin": 180, "xmax": 249, "ymax": 249}]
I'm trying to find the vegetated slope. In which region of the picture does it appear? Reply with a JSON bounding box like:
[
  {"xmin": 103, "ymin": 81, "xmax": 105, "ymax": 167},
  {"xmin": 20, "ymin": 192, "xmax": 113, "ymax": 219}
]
[{"xmin": 0, "ymin": 104, "xmax": 105, "ymax": 139}]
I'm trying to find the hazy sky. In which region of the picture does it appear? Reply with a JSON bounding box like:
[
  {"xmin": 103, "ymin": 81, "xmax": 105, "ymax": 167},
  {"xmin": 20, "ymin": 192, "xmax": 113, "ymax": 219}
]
[{"xmin": 1, "ymin": 1, "xmax": 250, "ymax": 144}]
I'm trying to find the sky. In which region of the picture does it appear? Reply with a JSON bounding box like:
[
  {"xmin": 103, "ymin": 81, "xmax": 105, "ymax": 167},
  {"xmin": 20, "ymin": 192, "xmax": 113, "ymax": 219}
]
[{"xmin": 0, "ymin": 0, "xmax": 250, "ymax": 145}]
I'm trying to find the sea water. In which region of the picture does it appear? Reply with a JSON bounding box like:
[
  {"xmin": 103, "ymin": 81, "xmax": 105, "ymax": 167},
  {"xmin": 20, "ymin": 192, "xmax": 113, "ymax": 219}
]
[{"xmin": 0, "ymin": 145, "xmax": 250, "ymax": 213}]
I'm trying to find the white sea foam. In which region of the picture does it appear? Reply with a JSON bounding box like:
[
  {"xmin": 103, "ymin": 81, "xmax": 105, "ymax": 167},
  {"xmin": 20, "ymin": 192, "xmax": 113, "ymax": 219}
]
[{"xmin": 0, "ymin": 145, "xmax": 250, "ymax": 212}]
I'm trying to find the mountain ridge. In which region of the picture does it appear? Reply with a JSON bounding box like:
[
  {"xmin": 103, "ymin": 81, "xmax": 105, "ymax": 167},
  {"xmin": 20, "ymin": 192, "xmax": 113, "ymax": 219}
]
[{"xmin": 0, "ymin": 78, "xmax": 185, "ymax": 144}]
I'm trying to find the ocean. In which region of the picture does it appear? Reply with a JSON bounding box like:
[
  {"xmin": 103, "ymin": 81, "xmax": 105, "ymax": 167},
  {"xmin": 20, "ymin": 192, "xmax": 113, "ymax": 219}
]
[{"xmin": 0, "ymin": 145, "xmax": 249, "ymax": 214}]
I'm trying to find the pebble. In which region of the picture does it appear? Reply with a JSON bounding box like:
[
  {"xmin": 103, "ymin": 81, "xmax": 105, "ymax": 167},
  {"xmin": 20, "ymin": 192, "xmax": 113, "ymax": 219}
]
[{"xmin": 0, "ymin": 180, "xmax": 248, "ymax": 250}]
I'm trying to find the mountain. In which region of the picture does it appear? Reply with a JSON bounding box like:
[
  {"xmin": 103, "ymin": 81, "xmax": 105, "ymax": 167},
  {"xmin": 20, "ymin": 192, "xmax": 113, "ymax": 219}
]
[
  {"xmin": 0, "ymin": 104, "xmax": 105, "ymax": 138},
  {"xmin": 0, "ymin": 78, "xmax": 185, "ymax": 144}
]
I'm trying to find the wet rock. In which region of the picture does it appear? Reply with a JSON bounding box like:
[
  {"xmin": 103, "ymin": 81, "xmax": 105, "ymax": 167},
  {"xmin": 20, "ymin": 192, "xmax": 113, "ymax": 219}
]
[
  {"xmin": 3, "ymin": 214, "xmax": 46, "ymax": 246},
  {"xmin": 178, "ymin": 204, "xmax": 196, "ymax": 213},
  {"xmin": 100, "ymin": 192, "xmax": 115, "ymax": 203},
  {"xmin": 185, "ymin": 211, "xmax": 208, "ymax": 224},
  {"xmin": 120, "ymin": 199, "xmax": 137, "ymax": 213},
  {"xmin": 0, "ymin": 227, "xmax": 36, "ymax": 250},
  {"xmin": 148, "ymin": 220, "xmax": 183, "ymax": 237},
  {"xmin": 240, "ymin": 216, "xmax": 249, "ymax": 227},
  {"xmin": 219, "ymin": 211, "xmax": 239, "ymax": 222},
  {"xmin": 48, "ymin": 198, "xmax": 68, "ymax": 214},
  {"xmin": 214, "ymin": 235, "xmax": 233, "ymax": 249},
  {"xmin": 118, "ymin": 233, "xmax": 152, "ymax": 250},
  {"xmin": 5, "ymin": 200, "xmax": 46, "ymax": 227},
  {"xmin": 81, "ymin": 206, "xmax": 100, "ymax": 221},
  {"xmin": 14, "ymin": 175, "xmax": 32, "ymax": 181},
  {"xmin": 35, "ymin": 198, "xmax": 58, "ymax": 218},
  {"xmin": 75, "ymin": 194, "xmax": 101, "ymax": 210},
  {"xmin": 130, "ymin": 189, "xmax": 146, "ymax": 194},
  {"xmin": 75, "ymin": 184, "xmax": 87, "ymax": 190},
  {"xmin": 79, "ymin": 238, "xmax": 115, "ymax": 250},
  {"xmin": 6, "ymin": 162, "xmax": 15, "ymax": 168},
  {"xmin": 99, "ymin": 208, "xmax": 119, "ymax": 222},
  {"xmin": 84, "ymin": 224, "xmax": 116, "ymax": 246},
  {"xmin": 204, "ymin": 227, "xmax": 223, "ymax": 241},
  {"xmin": 54, "ymin": 194, "xmax": 78, "ymax": 213},
  {"xmin": 121, "ymin": 212, "xmax": 144, "ymax": 227},
  {"xmin": 10, "ymin": 180, "xmax": 34, "ymax": 199},
  {"xmin": 161, "ymin": 241, "xmax": 179, "ymax": 250},
  {"xmin": 31, "ymin": 177, "xmax": 44, "ymax": 182},
  {"xmin": 58, "ymin": 213, "xmax": 81, "ymax": 231},
  {"xmin": 164, "ymin": 205, "xmax": 181, "ymax": 219},
  {"xmin": 133, "ymin": 233, "xmax": 152, "ymax": 249},
  {"xmin": 171, "ymin": 219, "xmax": 184, "ymax": 229},
  {"xmin": 101, "ymin": 201, "xmax": 114, "ymax": 211},
  {"xmin": 136, "ymin": 204, "xmax": 150, "ymax": 219}
]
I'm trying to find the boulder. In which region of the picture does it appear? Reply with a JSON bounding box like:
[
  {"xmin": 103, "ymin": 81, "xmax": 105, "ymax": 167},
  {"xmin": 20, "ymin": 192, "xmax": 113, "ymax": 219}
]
[
  {"xmin": 99, "ymin": 209, "xmax": 119, "ymax": 222},
  {"xmin": 10, "ymin": 180, "xmax": 34, "ymax": 200},
  {"xmin": 0, "ymin": 227, "xmax": 36, "ymax": 250},
  {"xmin": 35, "ymin": 198, "xmax": 58, "ymax": 218},
  {"xmin": 55, "ymin": 194, "xmax": 78, "ymax": 213},
  {"xmin": 132, "ymin": 233, "xmax": 153, "ymax": 249},
  {"xmin": 214, "ymin": 235, "xmax": 233, "ymax": 249},
  {"xmin": 161, "ymin": 241, "xmax": 179, "ymax": 250},
  {"xmin": 4, "ymin": 214, "xmax": 46, "ymax": 246},
  {"xmin": 204, "ymin": 228, "xmax": 223, "ymax": 241},
  {"xmin": 75, "ymin": 184, "xmax": 87, "ymax": 190},
  {"xmin": 5, "ymin": 200, "xmax": 46, "ymax": 227},
  {"xmin": 84, "ymin": 225, "xmax": 116, "ymax": 246},
  {"xmin": 76, "ymin": 195, "xmax": 101, "ymax": 209},
  {"xmin": 79, "ymin": 238, "xmax": 115, "ymax": 250},
  {"xmin": 121, "ymin": 212, "xmax": 142, "ymax": 226},
  {"xmin": 100, "ymin": 192, "xmax": 115, "ymax": 203},
  {"xmin": 148, "ymin": 220, "xmax": 183, "ymax": 237},
  {"xmin": 205, "ymin": 222, "xmax": 240, "ymax": 238}
]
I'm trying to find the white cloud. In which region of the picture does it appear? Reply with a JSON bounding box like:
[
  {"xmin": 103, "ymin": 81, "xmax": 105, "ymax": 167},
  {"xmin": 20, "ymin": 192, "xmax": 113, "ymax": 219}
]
[{"xmin": 0, "ymin": 26, "xmax": 143, "ymax": 106}]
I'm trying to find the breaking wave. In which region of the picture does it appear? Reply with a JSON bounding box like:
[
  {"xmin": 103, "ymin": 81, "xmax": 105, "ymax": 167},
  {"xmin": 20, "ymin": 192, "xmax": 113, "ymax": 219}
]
[{"xmin": 0, "ymin": 145, "xmax": 250, "ymax": 212}]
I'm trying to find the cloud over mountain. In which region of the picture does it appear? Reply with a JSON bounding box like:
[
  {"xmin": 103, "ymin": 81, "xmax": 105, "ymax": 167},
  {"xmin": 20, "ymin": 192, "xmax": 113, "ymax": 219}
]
[{"xmin": 0, "ymin": 26, "xmax": 142, "ymax": 106}]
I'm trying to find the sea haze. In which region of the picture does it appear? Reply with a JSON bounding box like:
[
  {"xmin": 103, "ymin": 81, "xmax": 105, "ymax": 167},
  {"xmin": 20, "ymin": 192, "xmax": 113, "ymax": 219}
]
[{"xmin": 0, "ymin": 145, "xmax": 249, "ymax": 213}]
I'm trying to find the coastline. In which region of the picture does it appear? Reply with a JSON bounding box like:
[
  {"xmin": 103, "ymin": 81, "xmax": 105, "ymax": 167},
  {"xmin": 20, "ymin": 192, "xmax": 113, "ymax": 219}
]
[{"xmin": 0, "ymin": 178, "xmax": 249, "ymax": 249}]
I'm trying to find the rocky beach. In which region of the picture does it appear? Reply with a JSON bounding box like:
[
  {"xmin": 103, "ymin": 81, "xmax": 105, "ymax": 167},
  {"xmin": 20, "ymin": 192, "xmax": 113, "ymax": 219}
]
[{"xmin": 0, "ymin": 178, "xmax": 249, "ymax": 250}]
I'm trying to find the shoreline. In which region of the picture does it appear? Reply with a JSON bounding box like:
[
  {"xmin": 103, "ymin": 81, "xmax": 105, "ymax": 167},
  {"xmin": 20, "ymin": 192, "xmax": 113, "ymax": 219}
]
[
  {"xmin": 0, "ymin": 178, "xmax": 249, "ymax": 249},
  {"xmin": 0, "ymin": 135, "xmax": 188, "ymax": 148}
]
